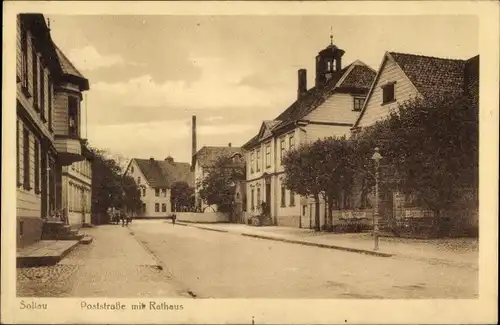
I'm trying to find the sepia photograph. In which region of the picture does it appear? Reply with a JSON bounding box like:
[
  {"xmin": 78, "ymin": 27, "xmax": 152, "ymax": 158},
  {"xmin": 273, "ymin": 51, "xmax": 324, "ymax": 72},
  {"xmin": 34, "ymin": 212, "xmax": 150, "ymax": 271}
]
[{"xmin": 2, "ymin": 1, "xmax": 498, "ymax": 324}]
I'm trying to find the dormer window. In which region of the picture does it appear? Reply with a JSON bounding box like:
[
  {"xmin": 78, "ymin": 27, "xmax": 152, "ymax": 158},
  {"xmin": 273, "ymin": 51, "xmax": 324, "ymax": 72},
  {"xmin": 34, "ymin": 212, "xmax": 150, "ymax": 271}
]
[
  {"xmin": 382, "ymin": 82, "xmax": 396, "ymax": 104},
  {"xmin": 353, "ymin": 97, "xmax": 365, "ymax": 112}
]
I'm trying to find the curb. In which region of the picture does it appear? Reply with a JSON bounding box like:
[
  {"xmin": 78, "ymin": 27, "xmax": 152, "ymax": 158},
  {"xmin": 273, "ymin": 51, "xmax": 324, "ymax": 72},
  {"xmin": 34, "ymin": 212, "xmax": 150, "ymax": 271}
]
[
  {"xmin": 241, "ymin": 233, "xmax": 393, "ymax": 257},
  {"xmin": 182, "ymin": 223, "xmax": 392, "ymax": 258}
]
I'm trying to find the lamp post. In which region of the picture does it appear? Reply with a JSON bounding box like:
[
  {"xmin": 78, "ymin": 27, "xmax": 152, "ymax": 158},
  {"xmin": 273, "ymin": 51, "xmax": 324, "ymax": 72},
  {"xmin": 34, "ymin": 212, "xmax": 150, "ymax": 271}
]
[{"xmin": 371, "ymin": 147, "xmax": 382, "ymax": 251}]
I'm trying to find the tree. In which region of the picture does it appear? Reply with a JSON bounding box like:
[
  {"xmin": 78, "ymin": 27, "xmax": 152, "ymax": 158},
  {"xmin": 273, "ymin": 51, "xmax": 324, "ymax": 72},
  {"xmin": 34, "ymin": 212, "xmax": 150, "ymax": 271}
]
[
  {"xmin": 197, "ymin": 155, "xmax": 245, "ymax": 213},
  {"xmin": 354, "ymin": 93, "xmax": 478, "ymax": 232},
  {"xmin": 282, "ymin": 137, "xmax": 357, "ymax": 231},
  {"xmin": 171, "ymin": 181, "xmax": 194, "ymax": 211},
  {"xmin": 282, "ymin": 144, "xmax": 324, "ymax": 231},
  {"xmin": 88, "ymin": 147, "xmax": 142, "ymax": 223}
]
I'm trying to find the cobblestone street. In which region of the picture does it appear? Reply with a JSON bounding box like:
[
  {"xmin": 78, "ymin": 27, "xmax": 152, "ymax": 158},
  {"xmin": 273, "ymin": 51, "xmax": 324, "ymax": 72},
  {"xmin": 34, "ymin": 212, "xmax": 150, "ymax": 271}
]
[{"xmin": 17, "ymin": 225, "xmax": 189, "ymax": 298}]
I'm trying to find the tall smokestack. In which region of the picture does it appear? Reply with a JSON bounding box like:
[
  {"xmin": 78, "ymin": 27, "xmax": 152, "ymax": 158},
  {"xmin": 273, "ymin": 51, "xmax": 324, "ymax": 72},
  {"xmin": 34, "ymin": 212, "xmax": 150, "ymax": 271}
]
[
  {"xmin": 192, "ymin": 115, "xmax": 197, "ymax": 159},
  {"xmin": 297, "ymin": 69, "xmax": 307, "ymax": 99}
]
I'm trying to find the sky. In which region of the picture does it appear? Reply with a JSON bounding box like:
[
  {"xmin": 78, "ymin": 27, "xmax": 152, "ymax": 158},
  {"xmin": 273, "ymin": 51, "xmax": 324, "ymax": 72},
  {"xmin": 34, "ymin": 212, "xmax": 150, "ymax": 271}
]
[{"xmin": 46, "ymin": 15, "xmax": 478, "ymax": 164}]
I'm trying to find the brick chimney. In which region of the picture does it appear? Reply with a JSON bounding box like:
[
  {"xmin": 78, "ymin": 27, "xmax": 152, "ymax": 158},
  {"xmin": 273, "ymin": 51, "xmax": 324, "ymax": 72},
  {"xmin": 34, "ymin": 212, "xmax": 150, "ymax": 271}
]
[
  {"xmin": 228, "ymin": 142, "xmax": 232, "ymax": 147},
  {"xmin": 192, "ymin": 116, "xmax": 197, "ymax": 158},
  {"xmin": 297, "ymin": 69, "xmax": 307, "ymax": 99}
]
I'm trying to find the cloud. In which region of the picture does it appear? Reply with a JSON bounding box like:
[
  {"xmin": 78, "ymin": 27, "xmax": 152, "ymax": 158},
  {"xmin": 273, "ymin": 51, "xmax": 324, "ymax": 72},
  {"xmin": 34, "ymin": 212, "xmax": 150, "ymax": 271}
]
[
  {"xmin": 89, "ymin": 55, "xmax": 294, "ymax": 111},
  {"xmin": 68, "ymin": 45, "xmax": 144, "ymax": 71}
]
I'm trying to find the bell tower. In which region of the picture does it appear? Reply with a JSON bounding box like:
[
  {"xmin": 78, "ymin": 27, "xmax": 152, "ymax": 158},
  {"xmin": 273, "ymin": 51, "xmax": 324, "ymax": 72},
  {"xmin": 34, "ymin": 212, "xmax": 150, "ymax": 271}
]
[{"xmin": 315, "ymin": 33, "xmax": 345, "ymax": 87}]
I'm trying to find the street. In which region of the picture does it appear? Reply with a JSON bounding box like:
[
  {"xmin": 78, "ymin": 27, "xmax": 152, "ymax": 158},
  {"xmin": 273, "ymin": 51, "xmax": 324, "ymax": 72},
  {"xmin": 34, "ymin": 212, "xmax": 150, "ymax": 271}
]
[{"xmin": 130, "ymin": 220, "xmax": 478, "ymax": 299}]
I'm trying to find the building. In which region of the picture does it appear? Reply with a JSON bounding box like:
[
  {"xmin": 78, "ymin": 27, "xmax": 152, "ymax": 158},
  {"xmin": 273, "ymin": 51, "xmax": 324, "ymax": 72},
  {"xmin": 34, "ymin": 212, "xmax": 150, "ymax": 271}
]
[
  {"xmin": 190, "ymin": 115, "xmax": 244, "ymax": 212},
  {"xmin": 192, "ymin": 145, "xmax": 244, "ymax": 212},
  {"xmin": 242, "ymin": 38, "xmax": 376, "ymax": 228},
  {"xmin": 123, "ymin": 157, "xmax": 193, "ymax": 217},
  {"xmin": 351, "ymin": 52, "xmax": 479, "ymax": 235},
  {"xmin": 16, "ymin": 14, "xmax": 90, "ymax": 247},
  {"xmin": 61, "ymin": 145, "xmax": 93, "ymax": 228}
]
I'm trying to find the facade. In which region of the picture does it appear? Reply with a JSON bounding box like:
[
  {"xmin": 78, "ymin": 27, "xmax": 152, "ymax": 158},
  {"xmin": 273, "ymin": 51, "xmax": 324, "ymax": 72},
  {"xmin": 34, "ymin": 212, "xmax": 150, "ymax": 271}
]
[
  {"xmin": 192, "ymin": 145, "xmax": 244, "ymax": 212},
  {"xmin": 61, "ymin": 146, "xmax": 93, "ymax": 228},
  {"xmin": 351, "ymin": 52, "xmax": 480, "ymax": 235},
  {"xmin": 242, "ymin": 39, "xmax": 376, "ymax": 228},
  {"xmin": 123, "ymin": 157, "xmax": 193, "ymax": 217},
  {"xmin": 16, "ymin": 14, "xmax": 90, "ymax": 247}
]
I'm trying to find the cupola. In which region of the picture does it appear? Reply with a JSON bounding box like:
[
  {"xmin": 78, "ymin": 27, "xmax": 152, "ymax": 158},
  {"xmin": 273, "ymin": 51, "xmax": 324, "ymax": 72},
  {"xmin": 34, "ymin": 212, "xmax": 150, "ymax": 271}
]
[{"xmin": 315, "ymin": 34, "xmax": 345, "ymax": 87}]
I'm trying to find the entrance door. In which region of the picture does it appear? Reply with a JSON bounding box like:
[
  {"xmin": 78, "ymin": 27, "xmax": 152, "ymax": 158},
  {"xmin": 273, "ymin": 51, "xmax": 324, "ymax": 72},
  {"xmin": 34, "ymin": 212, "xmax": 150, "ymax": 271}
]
[{"xmin": 265, "ymin": 183, "xmax": 271, "ymax": 213}]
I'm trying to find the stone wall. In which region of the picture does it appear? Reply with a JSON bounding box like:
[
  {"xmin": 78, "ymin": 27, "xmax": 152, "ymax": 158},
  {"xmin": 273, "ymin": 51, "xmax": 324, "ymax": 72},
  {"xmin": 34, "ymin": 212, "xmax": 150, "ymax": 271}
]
[{"xmin": 176, "ymin": 212, "xmax": 229, "ymax": 223}]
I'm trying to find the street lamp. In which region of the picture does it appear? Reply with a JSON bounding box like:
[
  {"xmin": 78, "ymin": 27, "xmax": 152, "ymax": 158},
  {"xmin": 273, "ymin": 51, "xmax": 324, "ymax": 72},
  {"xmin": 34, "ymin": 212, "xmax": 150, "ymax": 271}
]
[{"xmin": 371, "ymin": 147, "xmax": 382, "ymax": 251}]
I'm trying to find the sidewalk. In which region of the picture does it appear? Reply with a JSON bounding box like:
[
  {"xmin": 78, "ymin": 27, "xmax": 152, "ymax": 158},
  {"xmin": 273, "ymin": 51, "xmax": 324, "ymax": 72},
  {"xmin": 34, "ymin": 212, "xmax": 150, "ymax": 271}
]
[
  {"xmin": 177, "ymin": 222, "xmax": 478, "ymax": 269},
  {"xmin": 18, "ymin": 225, "xmax": 190, "ymax": 297}
]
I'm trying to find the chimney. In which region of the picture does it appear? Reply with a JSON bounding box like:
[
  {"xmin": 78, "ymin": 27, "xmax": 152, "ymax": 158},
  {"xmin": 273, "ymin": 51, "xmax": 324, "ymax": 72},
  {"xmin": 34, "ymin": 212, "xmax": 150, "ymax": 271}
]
[
  {"xmin": 228, "ymin": 142, "xmax": 232, "ymax": 147},
  {"xmin": 297, "ymin": 69, "xmax": 307, "ymax": 99},
  {"xmin": 192, "ymin": 116, "xmax": 197, "ymax": 158},
  {"xmin": 149, "ymin": 157, "xmax": 154, "ymax": 161}
]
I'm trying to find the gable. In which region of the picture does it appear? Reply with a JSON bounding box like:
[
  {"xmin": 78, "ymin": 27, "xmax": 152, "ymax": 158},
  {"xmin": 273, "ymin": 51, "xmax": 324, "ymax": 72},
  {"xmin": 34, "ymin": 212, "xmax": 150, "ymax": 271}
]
[
  {"xmin": 355, "ymin": 55, "xmax": 420, "ymax": 129},
  {"xmin": 303, "ymin": 92, "xmax": 362, "ymax": 124},
  {"xmin": 125, "ymin": 159, "xmax": 149, "ymax": 187}
]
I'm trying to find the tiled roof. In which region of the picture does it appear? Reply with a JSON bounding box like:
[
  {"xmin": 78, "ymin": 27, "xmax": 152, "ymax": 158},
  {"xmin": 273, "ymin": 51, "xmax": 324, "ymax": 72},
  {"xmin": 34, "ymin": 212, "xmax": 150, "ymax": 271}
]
[
  {"xmin": 54, "ymin": 44, "xmax": 89, "ymax": 90},
  {"xmin": 464, "ymin": 55, "xmax": 479, "ymax": 107},
  {"xmin": 134, "ymin": 158, "xmax": 193, "ymax": 188},
  {"xmin": 390, "ymin": 52, "xmax": 466, "ymax": 98},
  {"xmin": 194, "ymin": 146, "xmax": 243, "ymax": 168},
  {"xmin": 338, "ymin": 65, "xmax": 377, "ymax": 89},
  {"xmin": 242, "ymin": 61, "xmax": 376, "ymax": 149},
  {"xmin": 54, "ymin": 45, "xmax": 85, "ymax": 79}
]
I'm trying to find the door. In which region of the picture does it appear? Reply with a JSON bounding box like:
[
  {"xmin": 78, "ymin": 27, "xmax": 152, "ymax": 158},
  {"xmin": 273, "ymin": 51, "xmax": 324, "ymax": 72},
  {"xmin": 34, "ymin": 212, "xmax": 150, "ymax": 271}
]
[{"xmin": 265, "ymin": 183, "xmax": 271, "ymax": 214}]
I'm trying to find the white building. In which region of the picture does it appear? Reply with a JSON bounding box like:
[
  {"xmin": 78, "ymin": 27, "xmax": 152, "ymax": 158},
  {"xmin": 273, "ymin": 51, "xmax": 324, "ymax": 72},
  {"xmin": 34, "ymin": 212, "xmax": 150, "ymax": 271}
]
[
  {"xmin": 123, "ymin": 157, "xmax": 193, "ymax": 217},
  {"xmin": 61, "ymin": 147, "xmax": 93, "ymax": 228},
  {"xmin": 242, "ymin": 39, "xmax": 376, "ymax": 228}
]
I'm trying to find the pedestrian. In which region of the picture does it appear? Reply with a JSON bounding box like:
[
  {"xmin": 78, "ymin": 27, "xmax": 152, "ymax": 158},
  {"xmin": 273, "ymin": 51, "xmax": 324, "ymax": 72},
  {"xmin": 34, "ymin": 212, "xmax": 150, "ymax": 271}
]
[
  {"xmin": 121, "ymin": 211, "xmax": 125, "ymax": 227},
  {"xmin": 172, "ymin": 213, "xmax": 176, "ymax": 225}
]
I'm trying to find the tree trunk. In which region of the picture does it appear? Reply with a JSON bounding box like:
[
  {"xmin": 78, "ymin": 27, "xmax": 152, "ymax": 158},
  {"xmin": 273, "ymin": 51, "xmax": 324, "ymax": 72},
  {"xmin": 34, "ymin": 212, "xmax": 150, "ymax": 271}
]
[{"xmin": 314, "ymin": 193, "xmax": 321, "ymax": 231}]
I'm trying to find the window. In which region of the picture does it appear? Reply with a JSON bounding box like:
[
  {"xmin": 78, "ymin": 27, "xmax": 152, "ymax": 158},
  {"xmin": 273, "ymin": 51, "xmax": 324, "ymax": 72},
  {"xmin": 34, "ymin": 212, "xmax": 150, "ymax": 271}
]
[
  {"xmin": 155, "ymin": 203, "xmax": 160, "ymax": 212},
  {"xmin": 131, "ymin": 166, "xmax": 134, "ymax": 173},
  {"xmin": 142, "ymin": 203, "xmax": 146, "ymax": 213},
  {"xmin": 16, "ymin": 120, "xmax": 21, "ymax": 186},
  {"xmin": 32, "ymin": 47, "xmax": 39, "ymax": 110},
  {"xmin": 251, "ymin": 189, "xmax": 255, "ymax": 210},
  {"xmin": 40, "ymin": 64, "xmax": 46, "ymax": 120},
  {"xmin": 256, "ymin": 149, "xmax": 261, "ymax": 172},
  {"xmin": 382, "ymin": 83, "xmax": 395, "ymax": 104},
  {"xmin": 68, "ymin": 96, "xmax": 79, "ymax": 137},
  {"xmin": 155, "ymin": 188, "xmax": 160, "ymax": 197},
  {"xmin": 280, "ymin": 138, "xmax": 286, "ymax": 163},
  {"xmin": 34, "ymin": 139, "xmax": 40, "ymax": 194},
  {"xmin": 265, "ymin": 144, "xmax": 271, "ymax": 168},
  {"xmin": 281, "ymin": 185, "xmax": 286, "ymax": 207},
  {"xmin": 20, "ymin": 22, "xmax": 29, "ymax": 91},
  {"xmin": 257, "ymin": 188, "xmax": 261, "ymax": 206},
  {"xmin": 142, "ymin": 188, "xmax": 146, "ymax": 197},
  {"xmin": 289, "ymin": 135, "xmax": 295, "ymax": 151},
  {"xmin": 48, "ymin": 80, "xmax": 53, "ymax": 131},
  {"xmin": 161, "ymin": 188, "xmax": 167, "ymax": 197},
  {"xmin": 23, "ymin": 128, "xmax": 30, "ymax": 190},
  {"xmin": 302, "ymin": 205, "xmax": 307, "ymax": 216},
  {"xmin": 250, "ymin": 153, "xmax": 254, "ymax": 173},
  {"xmin": 162, "ymin": 203, "xmax": 167, "ymax": 212},
  {"xmin": 137, "ymin": 177, "xmax": 141, "ymax": 184},
  {"xmin": 353, "ymin": 97, "xmax": 364, "ymax": 111},
  {"xmin": 290, "ymin": 190, "xmax": 295, "ymax": 206}
]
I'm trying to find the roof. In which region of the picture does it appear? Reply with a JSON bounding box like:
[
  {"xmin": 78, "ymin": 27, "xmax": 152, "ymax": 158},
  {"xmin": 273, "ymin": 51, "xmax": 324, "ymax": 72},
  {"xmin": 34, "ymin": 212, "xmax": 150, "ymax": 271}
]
[
  {"xmin": 193, "ymin": 146, "xmax": 243, "ymax": 168},
  {"xmin": 352, "ymin": 52, "xmax": 479, "ymax": 129},
  {"xmin": 54, "ymin": 44, "xmax": 90, "ymax": 90},
  {"xmin": 242, "ymin": 61, "xmax": 376, "ymax": 149},
  {"xmin": 133, "ymin": 158, "xmax": 194, "ymax": 188},
  {"xmin": 389, "ymin": 52, "xmax": 466, "ymax": 98},
  {"xmin": 464, "ymin": 55, "xmax": 479, "ymax": 106}
]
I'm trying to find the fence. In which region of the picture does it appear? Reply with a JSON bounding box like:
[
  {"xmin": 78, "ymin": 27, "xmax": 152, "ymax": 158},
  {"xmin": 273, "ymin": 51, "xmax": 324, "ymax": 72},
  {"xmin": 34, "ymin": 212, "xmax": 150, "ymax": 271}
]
[{"xmin": 176, "ymin": 212, "xmax": 230, "ymax": 223}]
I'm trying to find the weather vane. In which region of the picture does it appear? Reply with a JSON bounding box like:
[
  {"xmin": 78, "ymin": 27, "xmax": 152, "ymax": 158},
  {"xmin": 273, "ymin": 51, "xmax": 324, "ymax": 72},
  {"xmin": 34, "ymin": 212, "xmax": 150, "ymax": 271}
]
[{"xmin": 330, "ymin": 26, "xmax": 333, "ymax": 45}]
